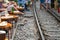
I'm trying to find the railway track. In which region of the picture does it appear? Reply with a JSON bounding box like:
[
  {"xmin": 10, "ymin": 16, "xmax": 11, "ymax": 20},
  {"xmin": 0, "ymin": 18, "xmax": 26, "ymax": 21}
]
[
  {"xmin": 42, "ymin": 4, "xmax": 60, "ymax": 21},
  {"xmin": 12, "ymin": 0, "xmax": 60, "ymax": 40},
  {"xmin": 11, "ymin": 0, "xmax": 46, "ymax": 40},
  {"xmin": 35, "ymin": 0, "xmax": 60, "ymax": 40},
  {"xmin": 13, "ymin": 0, "xmax": 42, "ymax": 40},
  {"xmin": 32, "ymin": 0, "xmax": 45, "ymax": 40}
]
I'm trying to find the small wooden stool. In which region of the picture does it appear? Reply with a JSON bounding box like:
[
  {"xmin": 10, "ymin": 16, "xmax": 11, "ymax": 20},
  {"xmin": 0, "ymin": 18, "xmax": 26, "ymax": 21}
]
[
  {"xmin": 1, "ymin": 15, "xmax": 18, "ymax": 27},
  {"xmin": 0, "ymin": 22, "xmax": 12, "ymax": 40},
  {"xmin": 0, "ymin": 30, "xmax": 6, "ymax": 40}
]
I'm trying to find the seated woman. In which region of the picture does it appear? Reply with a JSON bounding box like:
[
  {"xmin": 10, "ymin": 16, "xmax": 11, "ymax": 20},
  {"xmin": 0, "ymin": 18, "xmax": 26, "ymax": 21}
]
[
  {"xmin": 7, "ymin": 1, "xmax": 18, "ymax": 13},
  {"xmin": 0, "ymin": 0, "xmax": 6, "ymax": 12}
]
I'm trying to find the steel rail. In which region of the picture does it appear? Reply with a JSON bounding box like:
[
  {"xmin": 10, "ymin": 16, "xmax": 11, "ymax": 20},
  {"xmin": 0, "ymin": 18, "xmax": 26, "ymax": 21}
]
[
  {"xmin": 42, "ymin": 4, "xmax": 60, "ymax": 21},
  {"xmin": 32, "ymin": 0, "xmax": 45, "ymax": 40}
]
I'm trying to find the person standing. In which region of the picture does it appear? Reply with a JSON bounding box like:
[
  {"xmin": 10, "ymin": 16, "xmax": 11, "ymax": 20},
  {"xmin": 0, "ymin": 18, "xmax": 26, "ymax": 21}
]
[
  {"xmin": 45, "ymin": 0, "xmax": 51, "ymax": 10},
  {"xmin": 7, "ymin": 1, "xmax": 18, "ymax": 12},
  {"xmin": 40, "ymin": 0, "xmax": 45, "ymax": 9},
  {"xmin": 17, "ymin": 0, "xmax": 26, "ymax": 8},
  {"xmin": 51, "ymin": 0, "xmax": 54, "ymax": 8}
]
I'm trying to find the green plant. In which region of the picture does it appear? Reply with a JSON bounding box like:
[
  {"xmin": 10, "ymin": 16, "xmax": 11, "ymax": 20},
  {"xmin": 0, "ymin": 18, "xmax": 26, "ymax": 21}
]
[
  {"xmin": 12, "ymin": 7, "xmax": 15, "ymax": 13},
  {"xmin": 14, "ymin": 0, "xmax": 18, "ymax": 2},
  {"xmin": 28, "ymin": 1, "xmax": 31, "ymax": 5},
  {"xmin": 19, "ymin": 3, "xmax": 22, "ymax": 7}
]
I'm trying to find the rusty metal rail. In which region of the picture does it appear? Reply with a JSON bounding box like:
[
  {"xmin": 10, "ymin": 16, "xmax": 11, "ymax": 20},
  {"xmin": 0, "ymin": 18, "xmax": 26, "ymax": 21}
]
[
  {"xmin": 42, "ymin": 4, "xmax": 60, "ymax": 21},
  {"xmin": 32, "ymin": 0, "xmax": 45, "ymax": 40}
]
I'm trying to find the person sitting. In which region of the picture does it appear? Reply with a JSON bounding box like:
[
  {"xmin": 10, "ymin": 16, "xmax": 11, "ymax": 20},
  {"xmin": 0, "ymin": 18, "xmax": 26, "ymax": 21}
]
[
  {"xmin": 17, "ymin": 0, "xmax": 26, "ymax": 10},
  {"xmin": 7, "ymin": 1, "xmax": 18, "ymax": 12},
  {"xmin": 0, "ymin": 0, "xmax": 6, "ymax": 12}
]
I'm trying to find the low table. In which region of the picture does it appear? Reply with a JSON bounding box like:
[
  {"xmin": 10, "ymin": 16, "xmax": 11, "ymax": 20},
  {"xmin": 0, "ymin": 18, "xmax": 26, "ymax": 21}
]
[
  {"xmin": 0, "ymin": 8, "xmax": 6, "ymax": 12},
  {"xmin": 9, "ymin": 11, "xmax": 24, "ymax": 15},
  {"xmin": 1, "ymin": 15, "xmax": 19, "ymax": 39},
  {"xmin": 0, "ymin": 21, "xmax": 12, "ymax": 40},
  {"xmin": 1, "ymin": 15, "xmax": 18, "ymax": 26}
]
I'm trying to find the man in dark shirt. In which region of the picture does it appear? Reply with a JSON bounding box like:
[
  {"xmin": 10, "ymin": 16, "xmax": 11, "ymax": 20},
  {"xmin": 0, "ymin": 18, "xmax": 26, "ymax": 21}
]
[{"xmin": 51, "ymin": 0, "xmax": 54, "ymax": 8}]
